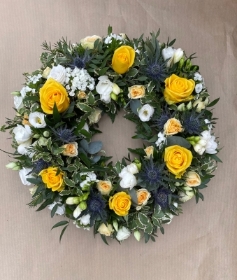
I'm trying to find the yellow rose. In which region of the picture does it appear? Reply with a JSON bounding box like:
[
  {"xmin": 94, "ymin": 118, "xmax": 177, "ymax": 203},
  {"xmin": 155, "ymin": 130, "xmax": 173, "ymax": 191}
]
[
  {"xmin": 97, "ymin": 180, "xmax": 112, "ymax": 195},
  {"xmin": 62, "ymin": 142, "xmax": 78, "ymax": 157},
  {"xmin": 109, "ymin": 191, "xmax": 131, "ymax": 216},
  {"xmin": 164, "ymin": 145, "xmax": 193, "ymax": 178},
  {"xmin": 39, "ymin": 78, "xmax": 70, "ymax": 114},
  {"xmin": 185, "ymin": 171, "xmax": 201, "ymax": 187},
  {"xmin": 136, "ymin": 189, "xmax": 151, "ymax": 210},
  {"xmin": 112, "ymin": 45, "xmax": 135, "ymax": 74},
  {"xmin": 164, "ymin": 118, "xmax": 183, "ymax": 135},
  {"xmin": 128, "ymin": 85, "xmax": 145, "ymax": 99},
  {"xmin": 39, "ymin": 167, "xmax": 64, "ymax": 192},
  {"xmin": 144, "ymin": 146, "xmax": 154, "ymax": 158},
  {"xmin": 164, "ymin": 74, "xmax": 195, "ymax": 104},
  {"xmin": 97, "ymin": 223, "xmax": 114, "ymax": 236}
]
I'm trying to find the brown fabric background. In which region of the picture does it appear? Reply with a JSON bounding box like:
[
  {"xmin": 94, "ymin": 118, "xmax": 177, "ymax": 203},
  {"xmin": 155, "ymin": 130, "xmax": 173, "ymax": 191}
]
[{"xmin": 0, "ymin": 1, "xmax": 236, "ymax": 279}]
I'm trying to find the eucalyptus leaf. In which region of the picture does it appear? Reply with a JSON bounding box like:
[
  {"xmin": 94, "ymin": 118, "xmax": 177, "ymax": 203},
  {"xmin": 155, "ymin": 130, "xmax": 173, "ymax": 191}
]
[
  {"xmin": 130, "ymin": 99, "xmax": 141, "ymax": 115},
  {"xmin": 166, "ymin": 136, "xmax": 191, "ymax": 149}
]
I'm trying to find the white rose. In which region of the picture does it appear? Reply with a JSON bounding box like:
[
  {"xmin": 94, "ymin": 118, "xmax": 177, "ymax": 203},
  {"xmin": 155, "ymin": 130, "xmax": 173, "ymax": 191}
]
[
  {"xmin": 96, "ymin": 76, "xmax": 113, "ymax": 104},
  {"xmin": 48, "ymin": 65, "xmax": 66, "ymax": 84},
  {"xmin": 116, "ymin": 226, "xmax": 131, "ymax": 241},
  {"xmin": 80, "ymin": 35, "xmax": 101, "ymax": 49},
  {"xmin": 138, "ymin": 104, "xmax": 154, "ymax": 122},
  {"xmin": 29, "ymin": 112, "xmax": 46, "ymax": 128},
  {"xmin": 79, "ymin": 214, "xmax": 91, "ymax": 225},
  {"xmin": 98, "ymin": 223, "xmax": 114, "ymax": 236},
  {"xmin": 19, "ymin": 168, "xmax": 33, "ymax": 185},
  {"xmin": 17, "ymin": 139, "xmax": 32, "ymax": 155},
  {"xmin": 120, "ymin": 172, "xmax": 137, "ymax": 190},
  {"xmin": 14, "ymin": 96, "xmax": 23, "ymax": 110},
  {"xmin": 13, "ymin": 124, "xmax": 32, "ymax": 144},
  {"xmin": 126, "ymin": 163, "xmax": 139, "ymax": 175},
  {"xmin": 48, "ymin": 202, "xmax": 65, "ymax": 215}
]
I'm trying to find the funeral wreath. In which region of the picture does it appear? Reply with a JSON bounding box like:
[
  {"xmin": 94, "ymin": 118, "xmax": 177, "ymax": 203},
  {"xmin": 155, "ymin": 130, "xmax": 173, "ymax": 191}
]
[{"xmin": 1, "ymin": 26, "xmax": 221, "ymax": 244}]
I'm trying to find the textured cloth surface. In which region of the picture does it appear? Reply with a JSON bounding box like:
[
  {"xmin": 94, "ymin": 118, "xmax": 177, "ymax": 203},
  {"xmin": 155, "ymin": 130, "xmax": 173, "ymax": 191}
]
[{"xmin": 0, "ymin": 1, "xmax": 236, "ymax": 279}]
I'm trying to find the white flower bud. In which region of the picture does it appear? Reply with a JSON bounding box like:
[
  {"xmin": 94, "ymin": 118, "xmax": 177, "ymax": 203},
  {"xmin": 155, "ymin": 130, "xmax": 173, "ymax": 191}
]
[{"xmin": 134, "ymin": 230, "xmax": 141, "ymax": 241}]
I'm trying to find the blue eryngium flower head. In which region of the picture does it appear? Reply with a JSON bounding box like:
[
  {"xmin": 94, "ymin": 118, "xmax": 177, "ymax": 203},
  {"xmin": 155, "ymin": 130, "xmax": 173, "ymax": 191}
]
[
  {"xmin": 153, "ymin": 107, "xmax": 174, "ymax": 130},
  {"xmin": 69, "ymin": 51, "xmax": 91, "ymax": 69},
  {"xmin": 182, "ymin": 110, "xmax": 203, "ymax": 135},
  {"xmin": 152, "ymin": 187, "xmax": 171, "ymax": 209},
  {"xmin": 86, "ymin": 191, "xmax": 107, "ymax": 225},
  {"xmin": 32, "ymin": 159, "xmax": 49, "ymax": 174},
  {"xmin": 138, "ymin": 158, "xmax": 168, "ymax": 191},
  {"xmin": 145, "ymin": 60, "xmax": 168, "ymax": 83},
  {"xmin": 51, "ymin": 126, "xmax": 77, "ymax": 144}
]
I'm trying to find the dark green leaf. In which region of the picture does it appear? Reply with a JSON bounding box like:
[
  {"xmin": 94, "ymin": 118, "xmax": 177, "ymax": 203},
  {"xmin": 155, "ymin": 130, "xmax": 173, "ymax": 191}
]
[
  {"xmin": 206, "ymin": 98, "xmax": 220, "ymax": 108},
  {"xmin": 166, "ymin": 136, "xmax": 191, "ymax": 149},
  {"xmin": 51, "ymin": 220, "xmax": 69, "ymax": 230},
  {"xmin": 59, "ymin": 225, "xmax": 68, "ymax": 242},
  {"xmin": 51, "ymin": 204, "xmax": 58, "ymax": 218}
]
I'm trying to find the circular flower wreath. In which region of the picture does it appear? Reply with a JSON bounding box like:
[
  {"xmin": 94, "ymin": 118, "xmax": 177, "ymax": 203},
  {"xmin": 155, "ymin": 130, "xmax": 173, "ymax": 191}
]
[{"xmin": 1, "ymin": 26, "xmax": 221, "ymax": 244}]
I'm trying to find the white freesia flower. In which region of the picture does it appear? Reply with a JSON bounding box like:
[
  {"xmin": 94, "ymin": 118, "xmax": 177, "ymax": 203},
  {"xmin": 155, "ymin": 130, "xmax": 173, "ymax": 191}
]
[
  {"xmin": 155, "ymin": 132, "xmax": 166, "ymax": 148},
  {"xmin": 14, "ymin": 96, "xmax": 23, "ymax": 110},
  {"xmin": 173, "ymin": 48, "xmax": 184, "ymax": 64},
  {"xmin": 193, "ymin": 143, "xmax": 206, "ymax": 155},
  {"xmin": 17, "ymin": 139, "xmax": 32, "ymax": 155},
  {"xmin": 79, "ymin": 214, "xmax": 91, "ymax": 225},
  {"xmin": 138, "ymin": 104, "xmax": 154, "ymax": 122},
  {"xmin": 19, "ymin": 167, "xmax": 33, "ymax": 185},
  {"xmin": 200, "ymin": 130, "xmax": 218, "ymax": 154},
  {"xmin": 73, "ymin": 205, "xmax": 82, "ymax": 219},
  {"xmin": 126, "ymin": 163, "xmax": 139, "ymax": 175},
  {"xmin": 29, "ymin": 112, "xmax": 46, "ymax": 128},
  {"xmin": 104, "ymin": 33, "xmax": 124, "ymax": 44},
  {"xmin": 204, "ymin": 119, "xmax": 212, "ymax": 130},
  {"xmin": 48, "ymin": 65, "xmax": 66, "ymax": 84},
  {"xmin": 20, "ymin": 86, "xmax": 32, "ymax": 98},
  {"xmin": 48, "ymin": 202, "xmax": 65, "ymax": 215},
  {"xmin": 162, "ymin": 47, "xmax": 175, "ymax": 60},
  {"xmin": 96, "ymin": 75, "xmax": 113, "ymax": 103},
  {"xmin": 116, "ymin": 227, "xmax": 131, "ymax": 241},
  {"xmin": 13, "ymin": 125, "xmax": 32, "ymax": 144}
]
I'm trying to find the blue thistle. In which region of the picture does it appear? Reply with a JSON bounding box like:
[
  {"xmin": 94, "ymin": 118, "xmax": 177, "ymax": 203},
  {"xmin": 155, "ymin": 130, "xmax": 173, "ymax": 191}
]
[
  {"xmin": 51, "ymin": 126, "xmax": 77, "ymax": 144},
  {"xmin": 69, "ymin": 51, "xmax": 91, "ymax": 69},
  {"xmin": 182, "ymin": 110, "xmax": 203, "ymax": 135},
  {"xmin": 86, "ymin": 191, "xmax": 107, "ymax": 225},
  {"xmin": 32, "ymin": 159, "xmax": 49, "ymax": 174},
  {"xmin": 145, "ymin": 60, "xmax": 168, "ymax": 83},
  {"xmin": 152, "ymin": 187, "xmax": 171, "ymax": 209},
  {"xmin": 139, "ymin": 158, "xmax": 169, "ymax": 191},
  {"xmin": 153, "ymin": 108, "xmax": 174, "ymax": 130}
]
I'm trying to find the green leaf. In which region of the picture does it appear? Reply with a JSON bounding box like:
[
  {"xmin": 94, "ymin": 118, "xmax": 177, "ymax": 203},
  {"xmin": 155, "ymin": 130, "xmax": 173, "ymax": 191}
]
[
  {"xmin": 126, "ymin": 68, "xmax": 138, "ymax": 77},
  {"xmin": 51, "ymin": 204, "xmax": 58, "ymax": 218},
  {"xmin": 51, "ymin": 220, "xmax": 69, "ymax": 230},
  {"xmin": 138, "ymin": 213, "xmax": 150, "ymax": 226},
  {"xmin": 59, "ymin": 225, "xmax": 68, "ymax": 242},
  {"xmin": 209, "ymin": 154, "xmax": 222, "ymax": 163},
  {"xmin": 144, "ymin": 223, "xmax": 153, "ymax": 234},
  {"xmin": 166, "ymin": 136, "xmax": 191, "ymax": 149},
  {"xmin": 101, "ymin": 234, "xmax": 109, "ymax": 245},
  {"xmin": 59, "ymin": 190, "xmax": 72, "ymax": 196},
  {"xmin": 88, "ymin": 141, "xmax": 103, "ymax": 154},
  {"xmin": 76, "ymin": 103, "xmax": 92, "ymax": 113},
  {"xmin": 64, "ymin": 177, "xmax": 76, "ymax": 188},
  {"xmin": 36, "ymin": 199, "xmax": 54, "ymax": 211},
  {"xmin": 130, "ymin": 99, "xmax": 141, "ymax": 115},
  {"xmin": 206, "ymin": 98, "xmax": 220, "ymax": 108},
  {"xmin": 79, "ymin": 152, "xmax": 91, "ymax": 167},
  {"xmin": 87, "ymin": 92, "xmax": 95, "ymax": 105},
  {"xmin": 53, "ymin": 103, "xmax": 61, "ymax": 123}
]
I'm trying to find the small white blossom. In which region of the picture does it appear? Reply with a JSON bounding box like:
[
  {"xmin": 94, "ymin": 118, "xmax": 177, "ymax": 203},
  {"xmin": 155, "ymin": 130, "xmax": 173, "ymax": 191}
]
[
  {"xmin": 19, "ymin": 168, "xmax": 33, "ymax": 186},
  {"xmin": 79, "ymin": 214, "xmax": 91, "ymax": 226},
  {"xmin": 155, "ymin": 132, "xmax": 166, "ymax": 148},
  {"xmin": 14, "ymin": 96, "xmax": 23, "ymax": 110},
  {"xmin": 104, "ymin": 33, "xmax": 124, "ymax": 44},
  {"xmin": 116, "ymin": 227, "xmax": 131, "ymax": 241},
  {"xmin": 194, "ymin": 72, "xmax": 203, "ymax": 81},
  {"xmin": 195, "ymin": 83, "xmax": 203, "ymax": 94},
  {"xmin": 48, "ymin": 202, "xmax": 65, "ymax": 215}
]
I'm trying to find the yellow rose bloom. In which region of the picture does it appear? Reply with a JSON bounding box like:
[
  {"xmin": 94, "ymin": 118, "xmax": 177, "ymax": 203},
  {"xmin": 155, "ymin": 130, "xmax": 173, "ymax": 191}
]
[
  {"xmin": 164, "ymin": 74, "xmax": 195, "ymax": 104},
  {"xmin": 112, "ymin": 46, "xmax": 135, "ymax": 74},
  {"xmin": 109, "ymin": 191, "xmax": 131, "ymax": 216},
  {"xmin": 39, "ymin": 167, "xmax": 65, "ymax": 192},
  {"xmin": 39, "ymin": 78, "xmax": 70, "ymax": 114},
  {"xmin": 164, "ymin": 145, "xmax": 193, "ymax": 178}
]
